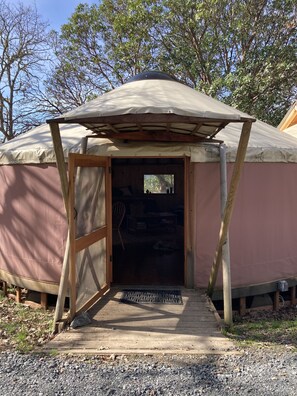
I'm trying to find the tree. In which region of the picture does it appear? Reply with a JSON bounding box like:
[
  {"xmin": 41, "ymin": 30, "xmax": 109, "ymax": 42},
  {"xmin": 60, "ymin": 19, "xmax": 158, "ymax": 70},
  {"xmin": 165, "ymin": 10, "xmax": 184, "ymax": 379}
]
[
  {"xmin": 44, "ymin": 1, "xmax": 160, "ymax": 116},
  {"xmin": 0, "ymin": 0, "xmax": 50, "ymax": 141},
  {"xmin": 157, "ymin": 0, "xmax": 297, "ymax": 125},
  {"xmin": 46, "ymin": 0, "xmax": 296, "ymax": 126}
]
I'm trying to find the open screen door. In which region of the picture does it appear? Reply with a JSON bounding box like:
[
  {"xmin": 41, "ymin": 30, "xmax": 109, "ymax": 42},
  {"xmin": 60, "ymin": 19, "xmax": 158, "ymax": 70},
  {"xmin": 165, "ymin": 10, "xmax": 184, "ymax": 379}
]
[{"xmin": 68, "ymin": 153, "xmax": 112, "ymax": 318}]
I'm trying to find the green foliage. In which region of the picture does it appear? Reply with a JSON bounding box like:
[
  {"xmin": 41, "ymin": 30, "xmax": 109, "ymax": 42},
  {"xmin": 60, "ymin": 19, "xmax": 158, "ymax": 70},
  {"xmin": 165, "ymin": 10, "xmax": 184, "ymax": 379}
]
[
  {"xmin": 44, "ymin": 0, "xmax": 297, "ymax": 126},
  {"xmin": 157, "ymin": 0, "xmax": 296, "ymax": 125},
  {"xmin": 144, "ymin": 174, "xmax": 174, "ymax": 193}
]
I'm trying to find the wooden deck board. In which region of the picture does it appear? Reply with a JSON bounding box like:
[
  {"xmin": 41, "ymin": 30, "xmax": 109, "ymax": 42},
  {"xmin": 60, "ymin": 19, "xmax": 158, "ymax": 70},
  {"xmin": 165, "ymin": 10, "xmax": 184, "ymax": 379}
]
[{"xmin": 45, "ymin": 288, "xmax": 235, "ymax": 355}]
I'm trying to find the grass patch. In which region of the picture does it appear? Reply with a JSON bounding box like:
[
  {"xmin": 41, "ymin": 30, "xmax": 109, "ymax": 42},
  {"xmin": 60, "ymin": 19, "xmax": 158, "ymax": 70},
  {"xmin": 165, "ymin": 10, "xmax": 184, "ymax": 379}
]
[
  {"xmin": 0, "ymin": 295, "xmax": 54, "ymax": 353},
  {"xmin": 225, "ymin": 310, "xmax": 297, "ymax": 349}
]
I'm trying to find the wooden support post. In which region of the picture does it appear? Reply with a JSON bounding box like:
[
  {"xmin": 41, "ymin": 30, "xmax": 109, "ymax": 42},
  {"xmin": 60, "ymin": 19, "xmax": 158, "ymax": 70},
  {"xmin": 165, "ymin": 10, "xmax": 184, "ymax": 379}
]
[
  {"xmin": 239, "ymin": 297, "xmax": 246, "ymax": 316},
  {"xmin": 16, "ymin": 286, "xmax": 22, "ymax": 303},
  {"xmin": 106, "ymin": 157, "xmax": 113, "ymax": 285},
  {"xmin": 220, "ymin": 144, "xmax": 233, "ymax": 326},
  {"xmin": 184, "ymin": 156, "xmax": 193, "ymax": 288},
  {"xmin": 40, "ymin": 292, "xmax": 48, "ymax": 310},
  {"xmin": 2, "ymin": 281, "xmax": 7, "ymax": 296},
  {"xmin": 207, "ymin": 121, "xmax": 252, "ymax": 297},
  {"xmin": 273, "ymin": 290, "xmax": 280, "ymax": 311},
  {"xmin": 53, "ymin": 232, "xmax": 70, "ymax": 331},
  {"xmin": 290, "ymin": 286, "xmax": 297, "ymax": 306},
  {"xmin": 49, "ymin": 122, "xmax": 69, "ymax": 219},
  {"xmin": 49, "ymin": 122, "xmax": 71, "ymax": 327},
  {"xmin": 68, "ymin": 154, "xmax": 77, "ymax": 320}
]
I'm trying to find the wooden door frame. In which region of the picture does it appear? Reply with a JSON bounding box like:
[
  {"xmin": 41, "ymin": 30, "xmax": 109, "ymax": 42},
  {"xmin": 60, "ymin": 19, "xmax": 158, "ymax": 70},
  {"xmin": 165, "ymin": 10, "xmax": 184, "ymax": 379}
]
[{"xmin": 183, "ymin": 156, "xmax": 191, "ymax": 287}]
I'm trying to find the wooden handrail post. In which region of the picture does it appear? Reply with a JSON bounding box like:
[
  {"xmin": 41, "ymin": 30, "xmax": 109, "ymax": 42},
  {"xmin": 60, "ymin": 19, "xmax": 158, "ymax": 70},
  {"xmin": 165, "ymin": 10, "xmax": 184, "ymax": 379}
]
[
  {"xmin": 207, "ymin": 121, "xmax": 252, "ymax": 297},
  {"xmin": 49, "ymin": 122, "xmax": 69, "ymax": 219},
  {"xmin": 49, "ymin": 122, "xmax": 71, "ymax": 329}
]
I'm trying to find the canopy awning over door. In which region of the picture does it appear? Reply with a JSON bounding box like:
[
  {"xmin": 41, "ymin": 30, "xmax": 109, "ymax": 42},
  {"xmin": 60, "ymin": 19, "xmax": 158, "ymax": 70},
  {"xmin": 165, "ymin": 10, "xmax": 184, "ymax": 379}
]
[{"xmin": 48, "ymin": 72, "xmax": 254, "ymax": 144}]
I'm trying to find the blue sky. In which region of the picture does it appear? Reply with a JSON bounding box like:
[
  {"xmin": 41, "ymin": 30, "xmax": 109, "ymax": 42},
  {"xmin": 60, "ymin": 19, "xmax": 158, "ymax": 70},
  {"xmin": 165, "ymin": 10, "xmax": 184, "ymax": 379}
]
[{"xmin": 10, "ymin": 0, "xmax": 98, "ymax": 30}]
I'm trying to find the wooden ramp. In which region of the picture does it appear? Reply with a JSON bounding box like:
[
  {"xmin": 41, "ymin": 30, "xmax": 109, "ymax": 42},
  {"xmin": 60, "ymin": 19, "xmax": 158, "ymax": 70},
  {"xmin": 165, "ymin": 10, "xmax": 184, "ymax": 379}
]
[{"xmin": 45, "ymin": 288, "xmax": 235, "ymax": 355}]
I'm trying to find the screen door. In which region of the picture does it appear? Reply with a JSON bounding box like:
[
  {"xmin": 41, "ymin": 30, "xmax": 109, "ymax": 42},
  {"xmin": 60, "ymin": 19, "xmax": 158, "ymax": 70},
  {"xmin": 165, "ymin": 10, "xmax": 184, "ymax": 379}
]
[{"xmin": 68, "ymin": 153, "xmax": 111, "ymax": 317}]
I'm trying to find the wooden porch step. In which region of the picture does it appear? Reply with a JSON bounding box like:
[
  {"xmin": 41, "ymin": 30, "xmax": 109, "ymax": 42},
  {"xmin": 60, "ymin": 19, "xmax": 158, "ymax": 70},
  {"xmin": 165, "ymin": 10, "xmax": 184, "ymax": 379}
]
[{"xmin": 45, "ymin": 288, "xmax": 235, "ymax": 355}]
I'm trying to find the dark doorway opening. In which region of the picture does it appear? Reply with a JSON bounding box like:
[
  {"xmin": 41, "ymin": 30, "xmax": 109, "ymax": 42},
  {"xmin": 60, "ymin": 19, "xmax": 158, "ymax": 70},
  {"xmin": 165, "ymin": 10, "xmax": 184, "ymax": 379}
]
[{"xmin": 111, "ymin": 158, "xmax": 184, "ymax": 286}]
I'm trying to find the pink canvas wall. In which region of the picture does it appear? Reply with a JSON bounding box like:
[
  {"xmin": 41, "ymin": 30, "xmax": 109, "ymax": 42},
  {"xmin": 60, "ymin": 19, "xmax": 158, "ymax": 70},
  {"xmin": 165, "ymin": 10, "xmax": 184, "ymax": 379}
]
[
  {"xmin": 0, "ymin": 164, "xmax": 67, "ymax": 286},
  {"xmin": 194, "ymin": 162, "xmax": 297, "ymax": 289}
]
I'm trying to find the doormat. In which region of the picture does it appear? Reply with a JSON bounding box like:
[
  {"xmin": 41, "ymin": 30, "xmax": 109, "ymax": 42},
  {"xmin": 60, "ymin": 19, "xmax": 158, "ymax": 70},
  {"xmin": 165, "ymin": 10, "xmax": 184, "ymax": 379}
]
[{"xmin": 120, "ymin": 289, "xmax": 183, "ymax": 305}]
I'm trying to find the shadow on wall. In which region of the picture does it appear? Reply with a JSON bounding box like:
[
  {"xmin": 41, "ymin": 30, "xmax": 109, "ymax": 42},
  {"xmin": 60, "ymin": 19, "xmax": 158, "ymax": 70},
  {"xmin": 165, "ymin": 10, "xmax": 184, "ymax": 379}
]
[{"xmin": 0, "ymin": 164, "xmax": 67, "ymax": 285}]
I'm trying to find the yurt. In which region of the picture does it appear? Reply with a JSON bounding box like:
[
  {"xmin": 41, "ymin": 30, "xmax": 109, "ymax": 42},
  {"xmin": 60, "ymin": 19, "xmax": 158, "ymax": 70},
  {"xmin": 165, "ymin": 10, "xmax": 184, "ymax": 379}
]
[{"xmin": 1, "ymin": 72, "xmax": 297, "ymax": 320}]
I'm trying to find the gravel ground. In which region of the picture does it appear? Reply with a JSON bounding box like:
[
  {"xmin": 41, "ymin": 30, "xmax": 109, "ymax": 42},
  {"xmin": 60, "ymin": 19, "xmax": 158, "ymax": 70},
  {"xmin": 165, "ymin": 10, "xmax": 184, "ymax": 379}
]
[{"xmin": 1, "ymin": 348, "xmax": 297, "ymax": 395}]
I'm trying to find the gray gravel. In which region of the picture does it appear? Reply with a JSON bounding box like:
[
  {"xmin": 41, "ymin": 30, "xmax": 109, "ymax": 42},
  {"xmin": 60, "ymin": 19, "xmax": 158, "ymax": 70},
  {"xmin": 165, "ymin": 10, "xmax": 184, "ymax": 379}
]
[{"xmin": 1, "ymin": 349, "xmax": 297, "ymax": 395}]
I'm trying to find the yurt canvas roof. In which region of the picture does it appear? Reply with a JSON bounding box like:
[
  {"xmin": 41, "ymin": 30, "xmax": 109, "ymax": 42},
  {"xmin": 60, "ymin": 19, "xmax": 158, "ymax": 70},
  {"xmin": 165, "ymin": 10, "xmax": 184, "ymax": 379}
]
[
  {"xmin": 2, "ymin": 74, "xmax": 297, "ymax": 164},
  {"xmin": 50, "ymin": 76, "xmax": 254, "ymax": 143},
  {"xmin": 0, "ymin": 123, "xmax": 89, "ymax": 164},
  {"xmin": 57, "ymin": 78, "xmax": 251, "ymax": 122},
  {"xmin": 2, "ymin": 119, "xmax": 297, "ymax": 165}
]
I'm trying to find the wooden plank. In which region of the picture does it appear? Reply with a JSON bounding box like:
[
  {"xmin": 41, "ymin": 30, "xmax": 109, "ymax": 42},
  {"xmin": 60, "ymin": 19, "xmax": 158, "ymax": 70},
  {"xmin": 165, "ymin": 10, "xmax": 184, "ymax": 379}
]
[
  {"xmin": 90, "ymin": 311, "xmax": 217, "ymax": 320},
  {"xmin": 213, "ymin": 278, "xmax": 297, "ymax": 300},
  {"xmin": 186, "ymin": 162, "xmax": 196, "ymax": 289},
  {"xmin": 76, "ymin": 284, "xmax": 109, "ymax": 315},
  {"xmin": 273, "ymin": 290, "xmax": 280, "ymax": 311},
  {"xmin": 92, "ymin": 310, "xmax": 216, "ymax": 319},
  {"xmin": 95, "ymin": 301, "xmax": 214, "ymax": 310},
  {"xmin": 16, "ymin": 286, "xmax": 22, "ymax": 303},
  {"xmin": 278, "ymin": 103, "xmax": 297, "ymax": 131},
  {"xmin": 51, "ymin": 113, "xmax": 254, "ymax": 125},
  {"xmin": 90, "ymin": 321, "xmax": 219, "ymax": 330},
  {"xmin": 40, "ymin": 293, "xmax": 48, "ymax": 309},
  {"xmin": 90, "ymin": 130, "xmax": 217, "ymax": 143},
  {"xmin": 50, "ymin": 122, "xmax": 70, "ymax": 328},
  {"xmin": 183, "ymin": 156, "xmax": 190, "ymax": 287},
  {"xmin": 220, "ymin": 143, "xmax": 232, "ymax": 326},
  {"xmin": 53, "ymin": 232, "xmax": 70, "ymax": 331},
  {"xmin": 290, "ymin": 286, "xmax": 297, "ymax": 306},
  {"xmin": 68, "ymin": 154, "xmax": 77, "ymax": 319},
  {"xmin": 239, "ymin": 296, "xmax": 246, "ymax": 316},
  {"xmin": 75, "ymin": 227, "xmax": 107, "ymax": 252},
  {"xmin": 207, "ymin": 121, "xmax": 252, "ymax": 297},
  {"xmin": 105, "ymin": 157, "xmax": 112, "ymax": 284},
  {"xmin": 68, "ymin": 153, "xmax": 109, "ymax": 168},
  {"xmin": 91, "ymin": 307, "xmax": 214, "ymax": 316},
  {"xmin": 2, "ymin": 281, "xmax": 7, "ymax": 296},
  {"xmin": 50, "ymin": 333, "xmax": 227, "ymax": 342},
  {"xmin": 92, "ymin": 301, "xmax": 213, "ymax": 310},
  {"xmin": 63, "ymin": 334, "xmax": 224, "ymax": 344},
  {"xmin": 49, "ymin": 122, "xmax": 69, "ymax": 218},
  {"xmin": 51, "ymin": 331, "xmax": 226, "ymax": 342},
  {"xmin": 49, "ymin": 349, "xmax": 237, "ymax": 356}
]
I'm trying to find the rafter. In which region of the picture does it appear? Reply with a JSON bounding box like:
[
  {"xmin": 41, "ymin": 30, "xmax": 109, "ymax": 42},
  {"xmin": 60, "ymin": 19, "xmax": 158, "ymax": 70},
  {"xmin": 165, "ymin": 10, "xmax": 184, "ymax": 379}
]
[{"xmin": 88, "ymin": 129, "xmax": 223, "ymax": 143}]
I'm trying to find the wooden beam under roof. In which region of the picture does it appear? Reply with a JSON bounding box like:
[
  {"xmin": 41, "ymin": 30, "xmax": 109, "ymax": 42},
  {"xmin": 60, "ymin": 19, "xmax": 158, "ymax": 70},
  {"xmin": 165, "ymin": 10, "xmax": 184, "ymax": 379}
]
[
  {"xmin": 48, "ymin": 113, "xmax": 254, "ymax": 126},
  {"xmin": 81, "ymin": 122, "xmax": 227, "ymax": 141},
  {"xmin": 86, "ymin": 129, "xmax": 223, "ymax": 143}
]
